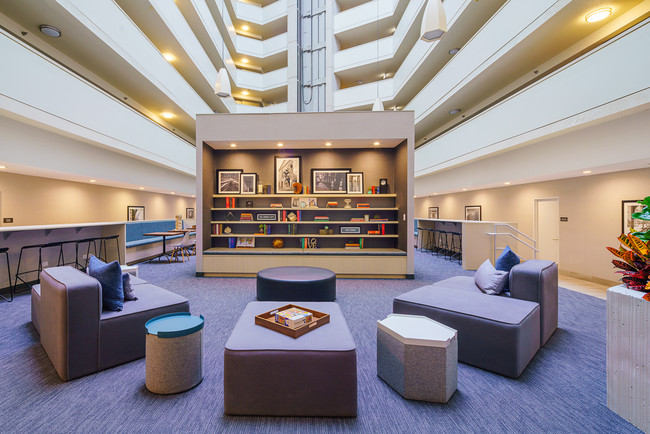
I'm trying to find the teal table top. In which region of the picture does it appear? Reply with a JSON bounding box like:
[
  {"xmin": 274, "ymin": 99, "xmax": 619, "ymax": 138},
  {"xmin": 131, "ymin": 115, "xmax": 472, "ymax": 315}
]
[{"xmin": 145, "ymin": 312, "xmax": 204, "ymax": 338}]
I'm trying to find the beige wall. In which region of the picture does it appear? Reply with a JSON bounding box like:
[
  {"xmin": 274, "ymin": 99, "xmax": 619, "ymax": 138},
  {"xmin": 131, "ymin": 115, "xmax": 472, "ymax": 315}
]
[
  {"xmin": 415, "ymin": 167, "xmax": 650, "ymax": 284},
  {"xmin": 0, "ymin": 171, "xmax": 196, "ymax": 226}
]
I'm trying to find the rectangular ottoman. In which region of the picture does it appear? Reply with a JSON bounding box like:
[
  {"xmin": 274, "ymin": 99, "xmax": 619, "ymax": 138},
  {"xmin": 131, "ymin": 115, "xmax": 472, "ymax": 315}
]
[{"xmin": 224, "ymin": 301, "xmax": 357, "ymax": 417}]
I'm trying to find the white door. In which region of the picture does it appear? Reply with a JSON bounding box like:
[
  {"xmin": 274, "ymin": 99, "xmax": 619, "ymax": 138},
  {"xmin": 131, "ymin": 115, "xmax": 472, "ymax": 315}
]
[{"xmin": 535, "ymin": 198, "xmax": 559, "ymax": 264}]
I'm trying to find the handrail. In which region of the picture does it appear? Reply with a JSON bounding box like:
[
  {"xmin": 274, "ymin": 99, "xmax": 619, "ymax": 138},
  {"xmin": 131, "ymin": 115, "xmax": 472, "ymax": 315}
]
[
  {"xmin": 488, "ymin": 223, "xmax": 538, "ymax": 261},
  {"xmin": 494, "ymin": 223, "xmax": 535, "ymax": 243},
  {"xmin": 486, "ymin": 233, "xmax": 539, "ymax": 252}
]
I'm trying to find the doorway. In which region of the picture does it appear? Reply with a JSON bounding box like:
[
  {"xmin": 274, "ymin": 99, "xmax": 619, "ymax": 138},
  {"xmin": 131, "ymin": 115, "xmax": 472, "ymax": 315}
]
[{"xmin": 534, "ymin": 198, "xmax": 560, "ymax": 264}]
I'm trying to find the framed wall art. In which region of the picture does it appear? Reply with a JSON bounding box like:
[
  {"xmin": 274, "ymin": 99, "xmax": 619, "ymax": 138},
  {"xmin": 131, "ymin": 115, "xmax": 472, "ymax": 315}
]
[
  {"xmin": 274, "ymin": 156, "xmax": 301, "ymax": 194},
  {"xmin": 428, "ymin": 207, "xmax": 439, "ymax": 219},
  {"xmin": 622, "ymin": 200, "xmax": 650, "ymax": 235},
  {"xmin": 236, "ymin": 237, "xmax": 255, "ymax": 248},
  {"xmin": 240, "ymin": 173, "xmax": 258, "ymax": 195},
  {"xmin": 186, "ymin": 208, "xmax": 195, "ymax": 219},
  {"xmin": 217, "ymin": 169, "xmax": 242, "ymax": 194},
  {"xmin": 311, "ymin": 168, "xmax": 350, "ymax": 194},
  {"xmin": 127, "ymin": 206, "xmax": 145, "ymax": 221},
  {"xmin": 464, "ymin": 205, "xmax": 481, "ymax": 221},
  {"xmin": 346, "ymin": 172, "xmax": 364, "ymax": 195}
]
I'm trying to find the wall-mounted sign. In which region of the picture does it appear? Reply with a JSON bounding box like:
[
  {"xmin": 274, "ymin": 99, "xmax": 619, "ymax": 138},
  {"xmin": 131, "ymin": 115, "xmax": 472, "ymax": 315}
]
[{"xmin": 560, "ymin": 217, "xmax": 568, "ymax": 222}]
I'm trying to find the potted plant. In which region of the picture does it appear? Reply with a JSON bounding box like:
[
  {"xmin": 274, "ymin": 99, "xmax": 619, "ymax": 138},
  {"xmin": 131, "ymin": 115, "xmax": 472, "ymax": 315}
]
[{"xmin": 607, "ymin": 196, "xmax": 650, "ymax": 300}]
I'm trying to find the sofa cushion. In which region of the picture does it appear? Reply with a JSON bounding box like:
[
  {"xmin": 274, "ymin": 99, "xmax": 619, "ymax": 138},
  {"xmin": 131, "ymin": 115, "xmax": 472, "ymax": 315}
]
[
  {"xmin": 496, "ymin": 246, "xmax": 520, "ymax": 290},
  {"xmin": 88, "ymin": 256, "xmax": 123, "ymax": 311},
  {"xmin": 122, "ymin": 273, "xmax": 138, "ymax": 301},
  {"xmin": 431, "ymin": 276, "xmax": 481, "ymax": 293},
  {"xmin": 474, "ymin": 260, "xmax": 508, "ymax": 295}
]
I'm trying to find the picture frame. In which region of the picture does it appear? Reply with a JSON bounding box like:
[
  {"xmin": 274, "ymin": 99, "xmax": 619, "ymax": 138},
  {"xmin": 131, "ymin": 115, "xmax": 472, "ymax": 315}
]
[
  {"xmin": 240, "ymin": 173, "xmax": 258, "ymax": 195},
  {"xmin": 274, "ymin": 156, "xmax": 301, "ymax": 194},
  {"xmin": 236, "ymin": 237, "xmax": 255, "ymax": 248},
  {"xmin": 340, "ymin": 226, "xmax": 361, "ymax": 234},
  {"xmin": 217, "ymin": 169, "xmax": 242, "ymax": 194},
  {"xmin": 127, "ymin": 206, "xmax": 145, "ymax": 221},
  {"xmin": 311, "ymin": 168, "xmax": 351, "ymax": 194},
  {"xmin": 464, "ymin": 205, "xmax": 482, "ymax": 221},
  {"xmin": 428, "ymin": 207, "xmax": 439, "ymax": 219},
  {"xmin": 246, "ymin": 200, "xmax": 254, "ymax": 208},
  {"xmin": 622, "ymin": 200, "xmax": 650, "ymax": 235},
  {"xmin": 346, "ymin": 172, "xmax": 364, "ymax": 195},
  {"xmin": 294, "ymin": 197, "xmax": 318, "ymax": 209},
  {"xmin": 186, "ymin": 208, "xmax": 195, "ymax": 219}
]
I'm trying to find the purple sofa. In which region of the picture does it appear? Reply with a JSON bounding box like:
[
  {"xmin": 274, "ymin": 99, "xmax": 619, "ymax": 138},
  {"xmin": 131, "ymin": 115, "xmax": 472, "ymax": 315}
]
[{"xmin": 33, "ymin": 266, "xmax": 189, "ymax": 381}]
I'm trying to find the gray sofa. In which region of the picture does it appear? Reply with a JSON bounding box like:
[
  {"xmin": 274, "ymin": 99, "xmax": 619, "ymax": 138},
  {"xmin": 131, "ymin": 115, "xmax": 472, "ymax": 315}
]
[
  {"xmin": 393, "ymin": 260, "xmax": 557, "ymax": 378},
  {"xmin": 32, "ymin": 266, "xmax": 189, "ymax": 381}
]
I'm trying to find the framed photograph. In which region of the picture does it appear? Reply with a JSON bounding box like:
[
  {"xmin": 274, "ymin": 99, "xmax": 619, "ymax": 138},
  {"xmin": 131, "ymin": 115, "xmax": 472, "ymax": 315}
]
[
  {"xmin": 274, "ymin": 156, "xmax": 301, "ymax": 194},
  {"xmin": 428, "ymin": 207, "xmax": 439, "ymax": 219},
  {"xmin": 465, "ymin": 205, "xmax": 482, "ymax": 221},
  {"xmin": 622, "ymin": 200, "xmax": 650, "ymax": 235},
  {"xmin": 340, "ymin": 226, "xmax": 361, "ymax": 234},
  {"xmin": 186, "ymin": 208, "xmax": 195, "ymax": 219},
  {"xmin": 127, "ymin": 206, "xmax": 145, "ymax": 221},
  {"xmin": 240, "ymin": 173, "xmax": 257, "ymax": 195},
  {"xmin": 217, "ymin": 170, "xmax": 242, "ymax": 194},
  {"xmin": 311, "ymin": 168, "xmax": 350, "ymax": 194},
  {"xmin": 236, "ymin": 237, "xmax": 255, "ymax": 248},
  {"xmin": 293, "ymin": 197, "xmax": 317, "ymax": 209},
  {"xmin": 246, "ymin": 200, "xmax": 254, "ymax": 208},
  {"xmin": 347, "ymin": 172, "xmax": 364, "ymax": 195}
]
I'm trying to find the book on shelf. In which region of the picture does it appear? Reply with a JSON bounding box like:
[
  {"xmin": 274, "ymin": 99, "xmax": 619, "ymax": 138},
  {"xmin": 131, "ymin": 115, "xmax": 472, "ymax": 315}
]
[
  {"xmin": 381, "ymin": 224, "xmax": 386, "ymax": 235},
  {"xmin": 370, "ymin": 218, "xmax": 389, "ymax": 221},
  {"xmin": 356, "ymin": 203, "xmax": 370, "ymax": 208},
  {"xmin": 326, "ymin": 201, "xmax": 338, "ymax": 208},
  {"xmin": 314, "ymin": 216, "xmax": 330, "ymax": 222},
  {"xmin": 287, "ymin": 223, "xmax": 298, "ymax": 235},
  {"xmin": 270, "ymin": 203, "xmax": 283, "ymax": 208},
  {"xmin": 228, "ymin": 237, "xmax": 236, "ymax": 248},
  {"xmin": 350, "ymin": 218, "xmax": 365, "ymax": 222},
  {"xmin": 240, "ymin": 213, "xmax": 254, "ymax": 221},
  {"xmin": 344, "ymin": 238, "xmax": 364, "ymax": 249},
  {"xmin": 367, "ymin": 230, "xmax": 380, "ymax": 235}
]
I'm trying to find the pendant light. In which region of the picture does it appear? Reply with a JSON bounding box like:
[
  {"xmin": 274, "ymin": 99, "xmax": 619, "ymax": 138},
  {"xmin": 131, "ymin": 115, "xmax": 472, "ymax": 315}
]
[
  {"xmin": 372, "ymin": 0, "xmax": 383, "ymax": 112},
  {"xmin": 420, "ymin": 0, "xmax": 447, "ymax": 42},
  {"xmin": 214, "ymin": 0, "xmax": 231, "ymax": 97}
]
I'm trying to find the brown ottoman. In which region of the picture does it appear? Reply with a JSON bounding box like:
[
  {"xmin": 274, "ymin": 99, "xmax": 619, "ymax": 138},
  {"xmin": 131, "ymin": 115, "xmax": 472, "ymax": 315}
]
[{"xmin": 224, "ymin": 301, "xmax": 357, "ymax": 416}]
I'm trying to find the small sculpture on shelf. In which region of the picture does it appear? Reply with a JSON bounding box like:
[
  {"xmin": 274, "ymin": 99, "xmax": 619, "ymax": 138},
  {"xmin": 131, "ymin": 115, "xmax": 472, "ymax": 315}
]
[
  {"xmin": 273, "ymin": 238, "xmax": 284, "ymax": 248},
  {"xmin": 344, "ymin": 199, "xmax": 352, "ymax": 208},
  {"xmin": 293, "ymin": 182, "xmax": 303, "ymax": 194}
]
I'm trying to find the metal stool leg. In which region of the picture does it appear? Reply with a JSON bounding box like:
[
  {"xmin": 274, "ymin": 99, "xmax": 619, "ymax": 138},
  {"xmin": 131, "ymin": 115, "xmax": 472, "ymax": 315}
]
[{"xmin": 0, "ymin": 249, "xmax": 12, "ymax": 302}]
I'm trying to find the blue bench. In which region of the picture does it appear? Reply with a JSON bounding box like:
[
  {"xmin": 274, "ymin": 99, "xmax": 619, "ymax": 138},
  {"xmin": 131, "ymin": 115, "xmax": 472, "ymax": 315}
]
[{"xmin": 125, "ymin": 220, "xmax": 184, "ymax": 248}]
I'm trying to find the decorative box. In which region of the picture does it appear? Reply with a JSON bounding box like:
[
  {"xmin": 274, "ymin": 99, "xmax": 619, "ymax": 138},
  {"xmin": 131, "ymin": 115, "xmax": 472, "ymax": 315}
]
[{"xmin": 275, "ymin": 307, "xmax": 313, "ymax": 328}]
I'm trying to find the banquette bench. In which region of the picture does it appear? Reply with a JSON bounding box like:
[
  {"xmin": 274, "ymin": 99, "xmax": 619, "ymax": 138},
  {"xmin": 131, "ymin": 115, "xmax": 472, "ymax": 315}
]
[{"xmin": 125, "ymin": 220, "xmax": 192, "ymax": 264}]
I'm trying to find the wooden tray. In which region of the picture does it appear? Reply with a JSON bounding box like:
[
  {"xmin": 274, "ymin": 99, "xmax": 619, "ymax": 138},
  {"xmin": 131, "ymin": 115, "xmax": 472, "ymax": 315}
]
[{"xmin": 254, "ymin": 304, "xmax": 330, "ymax": 339}]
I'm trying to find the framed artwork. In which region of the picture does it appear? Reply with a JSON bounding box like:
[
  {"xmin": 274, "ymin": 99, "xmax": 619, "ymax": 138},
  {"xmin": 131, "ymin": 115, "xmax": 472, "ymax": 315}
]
[
  {"xmin": 465, "ymin": 205, "xmax": 482, "ymax": 221},
  {"xmin": 186, "ymin": 208, "xmax": 195, "ymax": 219},
  {"xmin": 274, "ymin": 156, "xmax": 301, "ymax": 194},
  {"xmin": 428, "ymin": 207, "xmax": 439, "ymax": 219},
  {"xmin": 240, "ymin": 173, "xmax": 258, "ymax": 195},
  {"xmin": 346, "ymin": 172, "xmax": 364, "ymax": 195},
  {"xmin": 236, "ymin": 237, "xmax": 255, "ymax": 248},
  {"xmin": 311, "ymin": 168, "xmax": 350, "ymax": 194},
  {"xmin": 622, "ymin": 200, "xmax": 650, "ymax": 235},
  {"xmin": 127, "ymin": 206, "xmax": 145, "ymax": 221},
  {"xmin": 216, "ymin": 170, "xmax": 242, "ymax": 194}
]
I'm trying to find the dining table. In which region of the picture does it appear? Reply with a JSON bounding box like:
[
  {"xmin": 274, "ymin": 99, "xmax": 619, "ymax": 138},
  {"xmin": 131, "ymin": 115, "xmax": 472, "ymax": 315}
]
[{"xmin": 142, "ymin": 231, "xmax": 182, "ymax": 260}]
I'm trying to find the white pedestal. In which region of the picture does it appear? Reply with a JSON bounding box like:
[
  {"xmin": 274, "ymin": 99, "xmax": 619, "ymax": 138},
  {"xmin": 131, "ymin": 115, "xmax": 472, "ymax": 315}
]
[
  {"xmin": 607, "ymin": 285, "xmax": 650, "ymax": 432},
  {"xmin": 120, "ymin": 264, "xmax": 139, "ymax": 277}
]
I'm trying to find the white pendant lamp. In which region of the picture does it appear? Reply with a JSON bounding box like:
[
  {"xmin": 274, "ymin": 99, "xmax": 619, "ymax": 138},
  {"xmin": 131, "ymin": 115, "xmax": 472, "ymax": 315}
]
[
  {"xmin": 372, "ymin": 96, "xmax": 384, "ymax": 112},
  {"xmin": 420, "ymin": 0, "xmax": 447, "ymax": 42},
  {"xmin": 372, "ymin": 0, "xmax": 384, "ymax": 112},
  {"xmin": 214, "ymin": 67, "xmax": 231, "ymax": 98}
]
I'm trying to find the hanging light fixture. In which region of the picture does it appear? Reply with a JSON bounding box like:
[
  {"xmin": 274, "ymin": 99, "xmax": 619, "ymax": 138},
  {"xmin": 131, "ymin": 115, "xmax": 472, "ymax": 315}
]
[
  {"xmin": 372, "ymin": 0, "xmax": 383, "ymax": 112},
  {"xmin": 214, "ymin": 0, "xmax": 231, "ymax": 97},
  {"xmin": 420, "ymin": 0, "xmax": 447, "ymax": 42}
]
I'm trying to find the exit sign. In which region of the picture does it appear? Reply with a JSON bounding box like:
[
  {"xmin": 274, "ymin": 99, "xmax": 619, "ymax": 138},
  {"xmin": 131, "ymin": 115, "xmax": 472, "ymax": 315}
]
[{"xmin": 560, "ymin": 217, "xmax": 568, "ymax": 222}]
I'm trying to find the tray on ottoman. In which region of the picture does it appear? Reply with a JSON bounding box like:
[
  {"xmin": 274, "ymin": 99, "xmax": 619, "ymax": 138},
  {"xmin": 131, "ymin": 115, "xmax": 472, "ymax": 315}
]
[{"xmin": 255, "ymin": 304, "xmax": 330, "ymax": 338}]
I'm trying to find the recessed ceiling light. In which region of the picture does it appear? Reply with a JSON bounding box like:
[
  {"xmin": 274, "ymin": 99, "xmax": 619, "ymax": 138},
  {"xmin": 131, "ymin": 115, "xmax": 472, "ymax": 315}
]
[
  {"xmin": 242, "ymin": 90, "xmax": 249, "ymax": 96},
  {"xmin": 462, "ymin": 188, "xmax": 467, "ymax": 191},
  {"xmin": 373, "ymin": 142, "xmax": 380, "ymax": 146},
  {"xmin": 504, "ymin": 181, "xmax": 511, "ymax": 185},
  {"xmin": 39, "ymin": 24, "xmax": 61, "ymax": 38},
  {"xmin": 0, "ymin": 165, "xmax": 6, "ymax": 169},
  {"xmin": 89, "ymin": 179, "xmax": 96, "ymax": 183},
  {"xmin": 139, "ymin": 187, "xmax": 144, "ymax": 190},
  {"xmin": 582, "ymin": 170, "xmax": 592, "ymax": 174},
  {"xmin": 585, "ymin": 7, "xmax": 612, "ymax": 23},
  {"xmin": 192, "ymin": 194, "xmax": 196, "ymax": 197},
  {"xmin": 277, "ymin": 143, "xmax": 283, "ymax": 147},
  {"xmin": 162, "ymin": 53, "xmax": 176, "ymax": 62},
  {"xmin": 241, "ymin": 58, "xmax": 249, "ymax": 64},
  {"xmin": 161, "ymin": 112, "xmax": 174, "ymax": 119},
  {"xmin": 230, "ymin": 143, "xmax": 237, "ymax": 148},
  {"xmin": 242, "ymin": 25, "xmax": 250, "ymax": 31},
  {"xmin": 171, "ymin": 192, "xmax": 175, "ymax": 195},
  {"xmin": 449, "ymin": 48, "xmax": 460, "ymax": 55},
  {"xmin": 325, "ymin": 143, "xmax": 332, "ymax": 147},
  {"xmin": 433, "ymin": 193, "xmax": 438, "ymax": 195},
  {"xmin": 449, "ymin": 109, "xmax": 461, "ymax": 114}
]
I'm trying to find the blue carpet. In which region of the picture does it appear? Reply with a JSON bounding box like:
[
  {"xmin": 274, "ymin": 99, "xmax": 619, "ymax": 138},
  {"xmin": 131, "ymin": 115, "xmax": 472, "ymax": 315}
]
[{"xmin": 0, "ymin": 251, "xmax": 639, "ymax": 433}]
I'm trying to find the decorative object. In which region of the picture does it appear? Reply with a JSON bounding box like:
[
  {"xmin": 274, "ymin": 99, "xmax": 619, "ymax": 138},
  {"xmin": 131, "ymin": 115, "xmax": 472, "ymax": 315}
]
[
  {"xmin": 420, "ymin": 0, "xmax": 447, "ymax": 42},
  {"xmin": 274, "ymin": 307, "xmax": 313, "ymax": 328},
  {"xmin": 275, "ymin": 156, "xmax": 301, "ymax": 194},
  {"xmin": 291, "ymin": 197, "xmax": 300, "ymax": 208},
  {"xmin": 236, "ymin": 237, "xmax": 255, "ymax": 248},
  {"xmin": 307, "ymin": 238, "xmax": 317, "ymax": 248},
  {"xmin": 365, "ymin": 214, "xmax": 370, "ymax": 221},
  {"xmin": 246, "ymin": 200, "xmax": 254, "ymax": 208},
  {"xmin": 175, "ymin": 214, "xmax": 183, "ymax": 230},
  {"xmin": 273, "ymin": 238, "xmax": 284, "ymax": 248},
  {"xmin": 319, "ymin": 228, "xmax": 333, "ymax": 235},
  {"xmin": 88, "ymin": 255, "xmax": 123, "ymax": 311},
  {"xmin": 256, "ymin": 213, "xmax": 277, "ymax": 221},
  {"xmin": 214, "ymin": 0, "xmax": 231, "ymax": 97},
  {"xmin": 257, "ymin": 183, "xmax": 263, "ymax": 194},
  {"xmin": 127, "ymin": 206, "xmax": 145, "ymax": 221},
  {"xmin": 225, "ymin": 212, "xmax": 235, "ymax": 221},
  {"xmin": 186, "ymin": 208, "xmax": 195, "ymax": 219},
  {"xmin": 293, "ymin": 182, "xmax": 303, "ymax": 194},
  {"xmin": 474, "ymin": 259, "xmax": 508, "ymax": 295},
  {"xmin": 297, "ymin": 197, "xmax": 317, "ymax": 208},
  {"xmin": 254, "ymin": 304, "xmax": 330, "ymax": 339},
  {"xmin": 379, "ymin": 178, "xmax": 389, "ymax": 194},
  {"xmin": 622, "ymin": 198, "xmax": 650, "ymax": 238},
  {"xmin": 344, "ymin": 199, "xmax": 352, "ymax": 208},
  {"xmin": 346, "ymin": 172, "xmax": 364, "ymax": 194},
  {"xmin": 428, "ymin": 207, "xmax": 439, "ymax": 219},
  {"xmin": 287, "ymin": 212, "xmax": 297, "ymax": 222},
  {"xmin": 240, "ymin": 173, "xmax": 257, "ymax": 195},
  {"xmin": 464, "ymin": 205, "xmax": 481, "ymax": 221},
  {"xmin": 341, "ymin": 226, "xmax": 361, "ymax": 234},
  {"xmin": 312, "ymin": 169, "xmax": 350, "ymax": 193},
  {"xmin": 223, "ymin": 226, "xmax": 232, "ymax": 234},
  {"xmin": 495, "ymin": 245, "xmax": 520, "ymax": 290},
  {"xmin": 217, "ymin": 170, "xmax": 242, "ymax": 194}
]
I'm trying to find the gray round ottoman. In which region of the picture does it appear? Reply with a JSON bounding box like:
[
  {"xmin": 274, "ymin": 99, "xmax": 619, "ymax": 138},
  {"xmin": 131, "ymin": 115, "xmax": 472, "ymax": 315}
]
[{"xmin": 256, "ymin": 266, "xmax": 336, "ymax": 301}]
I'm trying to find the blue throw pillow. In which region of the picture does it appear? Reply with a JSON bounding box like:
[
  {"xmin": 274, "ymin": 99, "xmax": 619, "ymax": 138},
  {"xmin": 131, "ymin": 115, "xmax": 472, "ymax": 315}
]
[
  {"xmin": 88, "ymin": 255, "xmax": 124, "ymax": 311},
  {"xmin": 495, "ymin": 245, "xmax": 520, "ymax": 290}
]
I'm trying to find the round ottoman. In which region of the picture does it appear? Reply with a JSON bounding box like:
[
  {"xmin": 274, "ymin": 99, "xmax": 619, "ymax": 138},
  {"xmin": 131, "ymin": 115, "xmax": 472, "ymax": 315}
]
[
  {"xmin": 256, "ymin": 266, "xmax": 336, "ymax": 301},
  {"xmin": 145, "ymin": 312, "xmax": 204, "ymax": 394}
]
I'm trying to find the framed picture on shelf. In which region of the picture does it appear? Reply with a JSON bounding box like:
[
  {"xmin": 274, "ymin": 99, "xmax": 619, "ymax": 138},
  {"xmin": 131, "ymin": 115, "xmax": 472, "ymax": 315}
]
[
  {"xmin": 428, "ymin": 207, "xmax": 439, "ymax": 219},
  {"xmin": 622, "ymin": 200, "xmax": 650, "ymax": 235},
  {"xmin": 127, "ymin": 206, "xmax": 145, "ymax": 221},
  {"xmin": 311, "ymin": 168, "xmax": 350, "ymax": 194},
  {"xmin": 186, "ymin": 208, "xmax": 195, "ymax": 219},
  {"xmin": 274, "ymin": 156, "xmax": 301, "ymax": 194},
  {"xmin": 240, "ymin": 173, "xmax": 258, "ymax": 195},
  {"xmin": 236, "ymin": 237, "xmax": 255, "ymax": 248},
  {"xmin": 346, "ymin": 172, "xmax": 364, "ymax": 194},
  {"xmin": 464, "ymin": 205, "xmax": 482, "ymax": 221},
  {"xmin": 216, "ymin": 169, "xmax": 242, "ymax": 194}
]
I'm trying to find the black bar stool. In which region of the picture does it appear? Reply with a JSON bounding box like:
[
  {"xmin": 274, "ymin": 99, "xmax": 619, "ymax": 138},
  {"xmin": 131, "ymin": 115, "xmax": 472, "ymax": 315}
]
[
  {"xmin": 74, "ymin": 238, "xmax": 99, "ymax": 270},
  {"xmin": 98, "ymin": 235, "xmax": 121, "ymax": 264},
  {"xmin": 0, "ymin": 247, "xmax": 12, "ymax": 302},
  {"xmin": 14, "ymin": 241, "xmax": 63, "ymax": 293},
  {"xmin": 435, "ymin": 230, "xmax": 448, "ymax": 257},
  {"xmin": 57, "ymin": 239, "xmax": 80, "ymax": 268},
  {"xmin": 450, "ymin": 232, "xmax": 462, "ymax": 264}
]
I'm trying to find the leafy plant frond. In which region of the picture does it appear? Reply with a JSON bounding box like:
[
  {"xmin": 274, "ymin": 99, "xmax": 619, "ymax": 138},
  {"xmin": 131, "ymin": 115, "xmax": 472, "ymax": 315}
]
[{"xmin": 612, "ymin": 260, "xmax": 637, "ymax": 271}]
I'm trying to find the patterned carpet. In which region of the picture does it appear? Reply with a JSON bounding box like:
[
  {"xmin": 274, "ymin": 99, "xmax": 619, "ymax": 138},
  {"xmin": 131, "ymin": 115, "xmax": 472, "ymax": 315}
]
[{"xmin": 0, "ymin": 251, "xmax": 639, "ymax": 433}]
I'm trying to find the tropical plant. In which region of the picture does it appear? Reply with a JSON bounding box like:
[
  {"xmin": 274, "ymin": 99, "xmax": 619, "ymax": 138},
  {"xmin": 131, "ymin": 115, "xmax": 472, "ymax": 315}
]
[{"xmin": 607, "ymin": 196, "xmax": 650, "ymax": 301}]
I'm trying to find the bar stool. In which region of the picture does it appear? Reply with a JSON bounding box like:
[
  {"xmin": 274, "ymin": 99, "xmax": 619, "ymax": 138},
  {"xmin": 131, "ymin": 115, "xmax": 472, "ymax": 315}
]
[
  {"xmin": 57, "ymin": 239, "xmax": 80, "ymax": 268},
  {"xmin": 435, "ymin": 230, "xmax": 448, "ymax": 257},
  {"xmin": 0, "ymin": 247, "xmax": 12, "ymax": 302},
  {"xmin": 98, "ymin": 235, "xmax": 121, "ymax": 264},
  {"xmin": 74, "ymin": 238, "xmax": 99, "ymax": 270},
  {"xmin": 14, "ymin": 241, "xmax": 63, "ymax": 293},
  {"xmin": 450, "ymin": 232, "xmax": 462, "ymax": 264}
]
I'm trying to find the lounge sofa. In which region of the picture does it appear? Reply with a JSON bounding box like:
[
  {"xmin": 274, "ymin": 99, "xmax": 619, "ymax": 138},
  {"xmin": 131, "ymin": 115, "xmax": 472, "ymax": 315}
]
[
  {"xmin": 32, "ymin": 266, "xmax": 189, "ymax": 381},
  {"xmin": 393, "ymin": 260, "xmax": 557, "ymax": 378}
]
